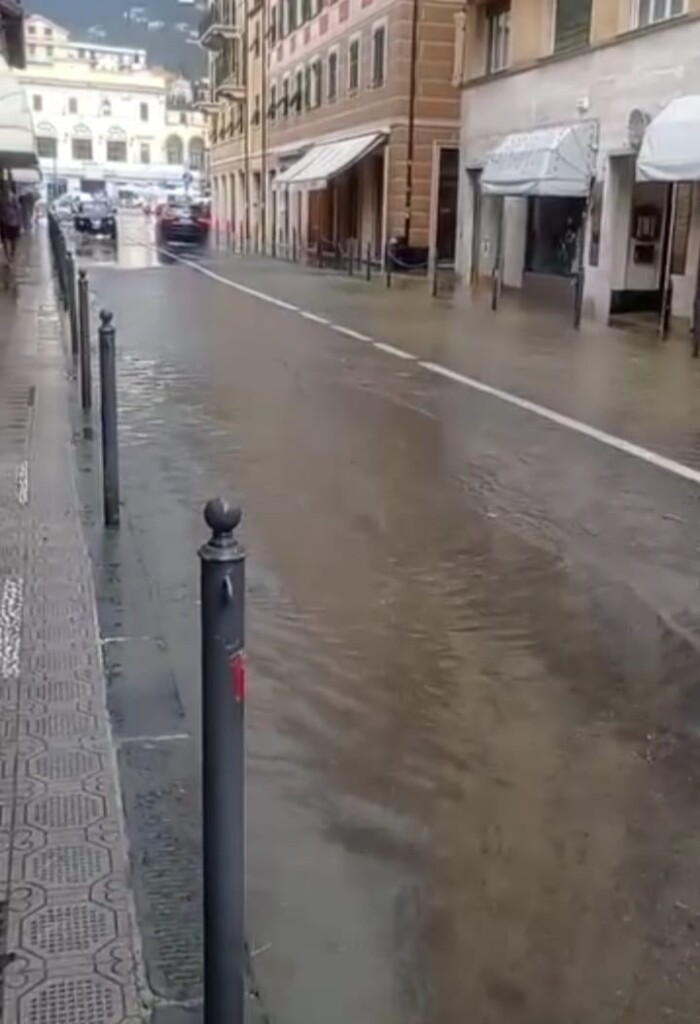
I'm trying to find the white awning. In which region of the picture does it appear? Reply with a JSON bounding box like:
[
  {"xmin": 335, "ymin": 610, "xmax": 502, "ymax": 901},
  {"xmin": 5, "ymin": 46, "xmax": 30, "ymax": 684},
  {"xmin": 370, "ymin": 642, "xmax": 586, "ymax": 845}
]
[
  {"xmin": 0, "ymin": 56, "xmax": 36, "ymax": 170},
  {"xmin": 273, "ymin": 133, "xmax": 385, "ymax": 190},
  {"xmin": 637, "ymin": 97, "xmax": 700, "ymax": 182},
  {"xmin": 481, "ymin": 122, "xmax": 597, "ymax": 198}
]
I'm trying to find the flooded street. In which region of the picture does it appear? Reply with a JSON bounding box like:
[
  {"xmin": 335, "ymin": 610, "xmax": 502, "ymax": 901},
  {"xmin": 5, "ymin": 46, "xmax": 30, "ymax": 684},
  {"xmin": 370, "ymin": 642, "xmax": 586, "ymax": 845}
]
[{"xmin": 77, "ymin": 214, "xmax": 700, "ymax": 1024}]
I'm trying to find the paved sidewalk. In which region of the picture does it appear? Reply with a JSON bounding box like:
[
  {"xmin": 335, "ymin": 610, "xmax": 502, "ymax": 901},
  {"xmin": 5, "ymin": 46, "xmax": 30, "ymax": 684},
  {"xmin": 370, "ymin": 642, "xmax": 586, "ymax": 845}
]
[{"xmin": 0, "ymin": 239, "xmax": 146, "ymax": 1023}]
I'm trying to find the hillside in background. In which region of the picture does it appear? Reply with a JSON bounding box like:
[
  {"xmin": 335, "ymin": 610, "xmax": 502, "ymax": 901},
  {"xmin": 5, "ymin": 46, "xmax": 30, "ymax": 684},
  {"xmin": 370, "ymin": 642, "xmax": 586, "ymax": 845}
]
[{"xmin": 28, "ymin": 0, "xmax": 207, "ymax": 78}]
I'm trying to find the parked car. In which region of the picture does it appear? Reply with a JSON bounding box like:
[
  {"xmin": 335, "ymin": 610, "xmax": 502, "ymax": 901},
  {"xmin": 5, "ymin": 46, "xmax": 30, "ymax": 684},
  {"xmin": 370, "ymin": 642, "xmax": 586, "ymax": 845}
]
[
  {"xmin": 74, "ymin": 199, "xmax": 118, "ymax": 241},
  {"xmin": 157, "ymin": 198, "xmax": 210, "ymax": 246},
  {"xmin": 51, "ymin": 191, "xmax": 90, "ymax": 223}
]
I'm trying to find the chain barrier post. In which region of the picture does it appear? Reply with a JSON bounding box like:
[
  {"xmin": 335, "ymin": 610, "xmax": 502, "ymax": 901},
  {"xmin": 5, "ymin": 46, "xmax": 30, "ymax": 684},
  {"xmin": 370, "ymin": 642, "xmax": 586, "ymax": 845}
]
[
  {"xmin": 98, "ymin": 311, "xmax": 120, "ymax": 528},
  {"xmin": 78, "ymin": 270, "xmax": 92, "ymax": 411},
  {"xmin": 66, "ymin": 251, "xmax": 79, "ymax": 357}
]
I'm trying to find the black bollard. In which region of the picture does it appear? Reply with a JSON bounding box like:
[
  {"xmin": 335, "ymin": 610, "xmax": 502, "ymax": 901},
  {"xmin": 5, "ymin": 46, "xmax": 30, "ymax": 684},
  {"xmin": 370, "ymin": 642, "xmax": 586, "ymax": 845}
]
[
  {"xmin": 430, "ymin": 250, "xmax": 438, "ymax": 298},
  {"xmin": 98, "ymin": 311, "xmax": 120, "ymax": 528},
  {"xmin": 348, "ymin": 239, "xmax": 354, "ymax": 277},
  {"xmin": 199, "ymin": 498, "xmax": 246, "ymax": 1024},
  {"xmin": 385, "ymin": 244, "xmax": 392, "ymax": 289},
  {"xmin": 66, "ymin": 251, "xmax": 79, "ymax": 357},
  {"xmin": 292, "ymin": 226, "xmax": 297, "ymax": 263},
  {"xmin": 366, "ymin": 241, "xmax": 371, "ymax": 282},
  {"xmin": 78, "ymin": 270, "xmax": 92, "ymax": 411},
  {"xmin": 317, "ymin": 235, "xmax": 322, "ymax": 269}
]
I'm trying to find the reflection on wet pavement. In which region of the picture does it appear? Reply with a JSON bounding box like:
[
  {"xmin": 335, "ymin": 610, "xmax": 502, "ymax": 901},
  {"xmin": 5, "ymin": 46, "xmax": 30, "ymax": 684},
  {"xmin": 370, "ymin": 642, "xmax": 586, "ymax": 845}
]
[{"xmin": 86, "ymin": 221, "xmax": 700, "ymax": 1024}]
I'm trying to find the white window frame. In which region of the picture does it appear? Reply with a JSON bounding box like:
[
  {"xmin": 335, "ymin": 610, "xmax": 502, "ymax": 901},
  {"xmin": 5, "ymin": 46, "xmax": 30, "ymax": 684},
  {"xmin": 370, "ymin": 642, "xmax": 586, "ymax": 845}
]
[
  {"xmin": 327, "ymin": 45, "xmax": 339, "ymax": 101},
  {"xmin": 485, "ymin": 3, "xmax": 510, "ymax": 73},
  {"xmin": 347, "ymin": 33, "xmax": 361, "ymax": 93},
  {"xmin": 635, "ymin": 0, "xmax": 684, "ymax": 27},
  {"xmin": 370, "ymin": 19, "xmax": 387, "ymax": 88}
]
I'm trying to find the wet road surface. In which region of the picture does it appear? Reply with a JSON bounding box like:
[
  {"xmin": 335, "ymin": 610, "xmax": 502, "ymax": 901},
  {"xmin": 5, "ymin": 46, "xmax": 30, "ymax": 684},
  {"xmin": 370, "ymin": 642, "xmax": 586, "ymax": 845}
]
[{"xmin": 75, "ymin": 214, "xmax": 700, "ymax": 1023}]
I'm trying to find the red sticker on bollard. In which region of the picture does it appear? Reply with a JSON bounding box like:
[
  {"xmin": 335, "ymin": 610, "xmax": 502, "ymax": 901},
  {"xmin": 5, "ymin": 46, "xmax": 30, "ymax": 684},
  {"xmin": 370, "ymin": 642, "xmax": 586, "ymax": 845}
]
[{"xmin": 230, "ymin": 653, "xmax": 246, "ymax": 703}]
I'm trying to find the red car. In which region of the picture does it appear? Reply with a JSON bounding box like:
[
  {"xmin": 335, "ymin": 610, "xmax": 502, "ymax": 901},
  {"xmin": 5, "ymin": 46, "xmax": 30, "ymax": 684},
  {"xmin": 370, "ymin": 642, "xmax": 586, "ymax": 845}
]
[{"xmin": 157, "ymin": 199, "xmax": 211, "ymax": 247}]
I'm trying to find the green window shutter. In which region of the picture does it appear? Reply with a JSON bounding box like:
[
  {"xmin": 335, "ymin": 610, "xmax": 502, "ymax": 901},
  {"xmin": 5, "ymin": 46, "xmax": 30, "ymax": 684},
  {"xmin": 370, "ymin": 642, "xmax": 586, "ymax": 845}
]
[{"xmin": 554, "ymin": 0, "xmax": 592, "ymax": 54}]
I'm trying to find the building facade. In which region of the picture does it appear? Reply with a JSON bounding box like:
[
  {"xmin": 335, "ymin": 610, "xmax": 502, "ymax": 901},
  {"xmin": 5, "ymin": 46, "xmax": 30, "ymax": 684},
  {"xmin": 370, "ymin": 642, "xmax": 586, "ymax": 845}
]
[
  {"xmin": 19, "ymin": 14, "xmax": 208, "ymax": 196},
  {"xmin": 203, "ymin": 0, "xmax": 461, "ymax": 260},
  {"xmin": 457, "ymin": 0, "xmax": 700, "ymax": 330}
]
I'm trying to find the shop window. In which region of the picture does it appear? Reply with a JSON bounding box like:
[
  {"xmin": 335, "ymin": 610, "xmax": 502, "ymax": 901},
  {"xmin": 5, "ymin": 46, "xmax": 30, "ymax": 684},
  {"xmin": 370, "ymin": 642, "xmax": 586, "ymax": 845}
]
[
  {"xmin": 348, "ymin": 37, "xmax": 360, "ymax": 92},
  {"xmin": 554, "ymin": 0, "xmax": 591, "ymax": 54},
  {"xmin": 327, "ymin": 50, "xmax": 338, "ymax": 101},
  {"xmin": 371, "ymin": 25, "xmax": 386, "ymax": 87},
  {"xmin": 486, "ymin": 3, "xmax": 510, "ymax": 73},
  {"xmin": 637, "ymin": 0, "xmax": 683, "ymax": 27},
  {"xmin": 525, "ymin": 196, "xmax": 584, "ymax": 277}
]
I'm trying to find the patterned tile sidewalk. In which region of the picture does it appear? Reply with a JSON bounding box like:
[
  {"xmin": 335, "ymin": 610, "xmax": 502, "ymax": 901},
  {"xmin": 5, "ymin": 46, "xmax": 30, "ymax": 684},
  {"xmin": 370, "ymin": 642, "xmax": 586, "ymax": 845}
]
[{"xmin": 0, "ymin": 241, "xmax": 148, "ymax": 1023}]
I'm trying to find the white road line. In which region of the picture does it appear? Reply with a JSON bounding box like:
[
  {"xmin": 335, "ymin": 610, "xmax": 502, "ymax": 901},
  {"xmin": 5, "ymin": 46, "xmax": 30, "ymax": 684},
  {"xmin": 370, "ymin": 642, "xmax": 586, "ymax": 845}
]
[
  {"xmin": 159, "ymin": 249, "xmax": 301, "ymax": 312},
  {"xmin": 0, "ymin": 576, "xmax": 23, "ymax": 678},
  {"xmin": 373, "ymin": 342, "xmax": 416, "ymax": 361},
  {"xmin": 16, "ymin": 460, "xmax": 28, "ymax": 506},
  {"xmin": 300, "ymin": 311, "xmax": 330, "ymax": 325},
  {"xmin": 117, "ymin": 733, "xmax": 191, "ymax": 746},
  {"xmin": 163, "ymin": 250, "xmax": 700, "ymax": 486},
  {"xmin": 420, "ymin": 361, "xmax": 700, "ymax": 486},
  {"xmin": 330, "ymin": 324, "xmax": 373, "ymax": 342}
]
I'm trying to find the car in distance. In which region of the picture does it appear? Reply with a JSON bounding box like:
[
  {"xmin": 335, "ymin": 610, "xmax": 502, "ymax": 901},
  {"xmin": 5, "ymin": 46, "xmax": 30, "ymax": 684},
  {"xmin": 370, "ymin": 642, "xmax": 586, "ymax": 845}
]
[
  {"xmin": 74, "ymin": 199, "xmax": 118, "ymax": 241},
  {"xmin": 157, "ymin": 198, "xmax": 210, "ymax": 247}
]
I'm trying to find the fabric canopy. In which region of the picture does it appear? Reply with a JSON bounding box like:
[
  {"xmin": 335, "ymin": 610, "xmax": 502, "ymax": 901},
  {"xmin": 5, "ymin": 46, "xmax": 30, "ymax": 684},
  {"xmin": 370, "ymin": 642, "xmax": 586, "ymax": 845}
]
[
  {"xmin": 481, "ymin": 121, "xmax": 596, "ymax": 198},
  {"xmin": 273, "ymin": 132, "xmax": 385, "ymax": 191},
  {"xmin": 0, "ymin": 55, "xmax": 36, "ymax": 170},
  {"xmin": 637, "ymin": 96, "xmax": 700, "ymax": 182}
]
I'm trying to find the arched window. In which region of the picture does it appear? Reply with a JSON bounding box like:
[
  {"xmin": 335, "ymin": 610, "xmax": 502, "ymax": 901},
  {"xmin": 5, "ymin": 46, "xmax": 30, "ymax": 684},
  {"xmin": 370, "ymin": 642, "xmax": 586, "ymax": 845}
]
[
  {"xmin": 71, "ymin": 123, "xmax": 93, "ymax": 161},
  {"xmin": 188, "ymin": 136, "xmax": 204, "ymax": 171},
  {"xmin": 36, "ymin": 121, "xmax": 57, "ymax": 160},
  {"xmin": 166, "ymin": 134, "xmax": 184, "ymax": 166},
  {"xmin": 106, "ymin": 126, "xmax": 127, "ymax": 163}
]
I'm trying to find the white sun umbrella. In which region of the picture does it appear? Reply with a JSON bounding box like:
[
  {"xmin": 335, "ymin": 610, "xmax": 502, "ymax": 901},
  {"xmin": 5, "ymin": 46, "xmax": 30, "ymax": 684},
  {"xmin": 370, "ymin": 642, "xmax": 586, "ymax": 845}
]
[{"xmin": 0, "ymin": 54, "xmax": 37, "ymax": 170}]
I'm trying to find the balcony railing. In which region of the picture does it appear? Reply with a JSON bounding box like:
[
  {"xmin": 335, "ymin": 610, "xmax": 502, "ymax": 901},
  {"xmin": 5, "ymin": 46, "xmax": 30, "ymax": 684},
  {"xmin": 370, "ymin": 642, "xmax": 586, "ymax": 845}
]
[
  {"xmin": 213, "ymin": 50, "xmax": 245, "ymax": 101},
  {"xmin": 199, "ymin": 0, "xmax": 240, "ymax": 50}
]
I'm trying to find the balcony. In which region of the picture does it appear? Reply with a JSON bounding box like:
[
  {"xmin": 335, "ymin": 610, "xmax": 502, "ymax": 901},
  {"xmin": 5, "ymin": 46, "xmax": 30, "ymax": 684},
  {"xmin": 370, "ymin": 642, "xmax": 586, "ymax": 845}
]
[
  {"xmin": 213, "ymin": 52, "xmax": 245, "ymax": 101},
  {"xmin": 199, "ymin": 0, "xmax": 240, "ymax": 50}
]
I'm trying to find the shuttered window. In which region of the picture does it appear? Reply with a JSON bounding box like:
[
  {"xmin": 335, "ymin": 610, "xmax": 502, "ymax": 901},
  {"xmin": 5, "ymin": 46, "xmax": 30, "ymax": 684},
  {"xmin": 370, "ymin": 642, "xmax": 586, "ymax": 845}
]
[{"xmin": 554, "ymin": 0, "xmax": 592, "ymax": 54}]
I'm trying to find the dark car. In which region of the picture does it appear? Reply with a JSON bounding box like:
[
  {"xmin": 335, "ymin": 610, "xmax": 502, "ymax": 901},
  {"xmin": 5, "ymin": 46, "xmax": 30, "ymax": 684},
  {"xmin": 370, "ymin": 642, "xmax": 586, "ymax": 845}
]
[
  {"xmin": 74, "ymin": 200, "xmax": 117, "ymax": 241},
  {"xmin": 157, "ymin": 199, "xmax": 210, "ymax": 247}
]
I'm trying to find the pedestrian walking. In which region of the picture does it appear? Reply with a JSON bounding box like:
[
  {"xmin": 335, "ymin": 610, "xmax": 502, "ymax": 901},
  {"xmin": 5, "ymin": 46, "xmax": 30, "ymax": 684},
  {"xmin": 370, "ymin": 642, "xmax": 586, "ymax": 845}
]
[
  {"xmin": 18, "ymin": 189, "xmax": 36, "ymax": 232},
  {"xmin": 0, "ymin": 182, "xmax": 21, "ymax": 289}
]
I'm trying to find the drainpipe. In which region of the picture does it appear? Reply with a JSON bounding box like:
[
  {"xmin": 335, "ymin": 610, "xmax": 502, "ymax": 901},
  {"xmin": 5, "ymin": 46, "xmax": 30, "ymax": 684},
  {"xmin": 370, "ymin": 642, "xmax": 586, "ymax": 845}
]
[
  {"xmin": 260, "ymin": 0, "xmax": 267, "ymax": 252},
  {"xmin": 403, "ymin": 0, "xmax": 419, "ymax": 244},
  {"xmin": 243, "ymin": 2, "xmax": 251, "ymax": 247}
]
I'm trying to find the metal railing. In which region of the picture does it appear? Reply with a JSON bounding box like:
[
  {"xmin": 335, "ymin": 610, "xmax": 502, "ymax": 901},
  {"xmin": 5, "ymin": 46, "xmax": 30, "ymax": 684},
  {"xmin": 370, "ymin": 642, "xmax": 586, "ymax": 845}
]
[{"xmin": 199, "ymin": 0, "xmax": 238, "ymax": 44}]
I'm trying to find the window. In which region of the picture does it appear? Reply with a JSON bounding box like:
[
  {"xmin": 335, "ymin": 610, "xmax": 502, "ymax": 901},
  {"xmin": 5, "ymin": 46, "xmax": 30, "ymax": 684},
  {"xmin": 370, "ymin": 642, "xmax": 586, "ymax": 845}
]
[
  {"xmin": 28, "ymin": 44, "xmax": 36, "ymax": 56},
  {"xmin": 294, "ymin": 68, "xmax": 303, "ymax": 111},
  {"xmin": 101, "ymin": 99, "xmax": 112, "ymax": 117},
  {"xmin": 27, "ymin": 23, "xmax": 35, "ymax": 34},
  {"xmin": 327, "ymin": 49, "xmax": 338, "ymax": 100},
  {"xmin": 46, "ymin": 45, "xmax": 53, "ymax": 57},
  {"xmin": 486, "ymin": 3, "xmax": 510, "ymax": 73},
  {"xmin": 140, "ymin": 143, "xmax": 151, "ymax": 164},
  {"xmin": 270, "ymin": 6, "xmax": 278, "ymax": 44},
  {"xmin": 371, "ymin": 24, "xmax": 386, "ymax": 86},
  {"xmin": 107, "ymin": 139, "xmax": 127, "ymax": 162},
  {"xmin": 637, "ymin": 0, "xmax": 683, "ymax": 26},
  {"xmin": 269, "ymin": 82, "xmax": 277, "ymax": 120},
  {"xmin": 72, "ymin": 137, "xmax": 93, "ymax": 161},
  {"xmin": 348, "ymin": 37, "xmax": 360, "ymax": 91},
  {"xmin": 252, "ymin": 93, "xmax": 261, "ymax": 125},
  {"xmin": 44, "ymin": 26, "xmax": 52, "ymax": 37},
  {"xmin": 554, "ymin": 0, "xmax": 591, "ymax": 53},
  {"xmin": 32, "ymin": 94, "xmax": 42, "ymax": 112},
  {"xmin": 301, "ymin": 0, "xmax": 312, "ymax": 21},
  {"xmin": 304, "ymin": 64, "xmax": 311, "ymax": 108},
  {"xmin": 165, "ymin": 135, "xmax": 184, "ymax": 164},
  {"xmin": 287, "ymin": 0, "xmax": 298, "ymax": 32},
  {"xmin": 37, "ymin": 136, "xmax": 57, "ymax": 159},
  {"xmin": 310, "ymin": 58, "xmax": 321, "ymax": 108},
  {"xmin": 252, "ymin": 20, "xmax": 261, "ymax": 56},
  {"xmin": 140, "ymin": 102, "xmax": 149, "ymax": 122},
  {"xmin": 282, "ymin": 75, "xmax": 290, "ymax": 116},
  {"xmin": 68, "ymin": 97, "xmax": 78, "ymax": 114}
]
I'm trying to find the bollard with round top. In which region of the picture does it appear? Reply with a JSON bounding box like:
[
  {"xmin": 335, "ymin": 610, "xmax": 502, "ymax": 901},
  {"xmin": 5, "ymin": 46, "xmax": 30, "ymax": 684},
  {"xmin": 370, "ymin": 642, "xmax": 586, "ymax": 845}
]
[
  {"xmin": 199, "ymin": 498, "xmax": 246, "ymax": 1024},
  {"xmin": 78, "ymin": 269, "xmax": 92, "ymax": 411},
  {"xmin": 98, "ymin": 310, "xmax": 120, "ymax": 527}
]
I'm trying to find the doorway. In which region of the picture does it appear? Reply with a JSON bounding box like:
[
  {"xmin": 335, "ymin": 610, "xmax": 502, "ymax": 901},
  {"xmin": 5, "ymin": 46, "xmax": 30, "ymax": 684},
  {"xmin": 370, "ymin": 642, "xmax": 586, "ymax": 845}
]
[{"xmin": 436, "ymin": 147, "xmax": 458, "ymax": 261}]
